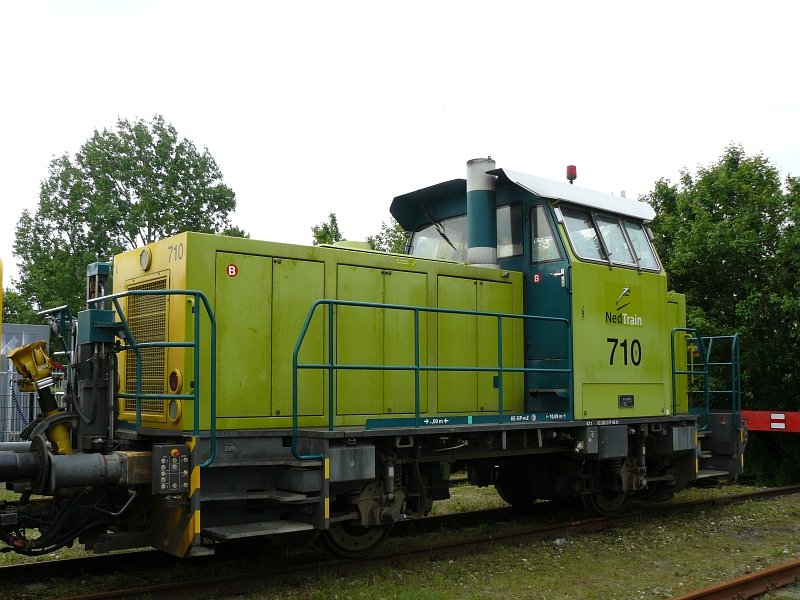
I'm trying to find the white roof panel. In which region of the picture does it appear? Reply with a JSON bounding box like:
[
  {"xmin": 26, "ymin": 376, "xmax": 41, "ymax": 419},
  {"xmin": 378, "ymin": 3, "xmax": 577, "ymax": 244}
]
[{"xmin": 494, "ymin": 168, "xmax": 656, "ymax": 221}]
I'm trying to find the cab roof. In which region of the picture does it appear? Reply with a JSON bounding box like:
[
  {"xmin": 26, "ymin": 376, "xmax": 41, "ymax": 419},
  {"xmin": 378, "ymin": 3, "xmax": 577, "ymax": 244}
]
[
  {"xmin": 390, "ymin": 168, "xmax": 655, "ymax": 231},
  {"xmin": 491, "ymin": 168, "xmax": 655, "ymax": 221}
]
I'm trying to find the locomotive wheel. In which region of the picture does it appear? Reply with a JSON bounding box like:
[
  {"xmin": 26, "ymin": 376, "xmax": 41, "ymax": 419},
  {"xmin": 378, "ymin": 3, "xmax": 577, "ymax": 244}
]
[
  {"xmin": 494, "ymin": 464, "xmax": 537, "ymax": 508},
  {"xmin": 638, "ymin": 481, "xmax": 675, "ymax": 503},
  {"xmin": 494, "ymin": 479, "xmax": 537, "ymax": 508},
  {"xmin": 318, "ymin": 522, "xmax": 389, "ymax": 558},
  {"xmin": 582, "ymin": 489, "xmax": 629, "ymax": 517}
]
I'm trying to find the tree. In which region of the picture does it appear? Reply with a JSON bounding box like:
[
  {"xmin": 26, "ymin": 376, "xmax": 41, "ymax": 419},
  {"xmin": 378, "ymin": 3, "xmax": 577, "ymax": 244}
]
[
  {"xmin": 646, "ymin": 144, "xmax": 800, "ymax": 483},
  {"xmin": 366, "ymin": 218, "xmax": 409, "ymax": 253},
  {"xmin": 311, "ymin": 213, "xmax": 344, "ymax": 245},
  {"xmin": 13, "ymin": 115, "xmax": 245, "ymax": 315},
  {"xmin": 647, "ymin": 145, "xmax": 788, "ymax": 332},
  {"xmin": 2, "ymin": 289, "xmax": 39, "ymax": 325}
]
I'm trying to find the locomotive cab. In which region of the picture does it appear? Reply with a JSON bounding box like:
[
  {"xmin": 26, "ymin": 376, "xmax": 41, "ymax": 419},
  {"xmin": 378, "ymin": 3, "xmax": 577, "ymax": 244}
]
[
  {"xmin": 392, "ymin": 161, "xmax": 744, "ymax": 513},
  {"xmin": 393, "ymin": 165, "xmax": 678, "ymax": 425}
]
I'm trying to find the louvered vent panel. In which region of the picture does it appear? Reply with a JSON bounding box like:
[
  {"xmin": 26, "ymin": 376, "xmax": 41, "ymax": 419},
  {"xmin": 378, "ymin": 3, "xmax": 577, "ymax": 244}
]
[{"xmin": 125, "ymin": 278, "xmax": 167, "ymax": 415}]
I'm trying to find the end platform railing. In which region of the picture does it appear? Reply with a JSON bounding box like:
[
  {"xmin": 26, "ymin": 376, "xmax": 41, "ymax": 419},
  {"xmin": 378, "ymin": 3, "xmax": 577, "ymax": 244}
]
[
  {"xmin": 671, "ymin": 328, "xmax": 742, "ymax": 431},
  {"xmin": 90, "ymin": 290, "xmax": 218, "ymax": 467}
]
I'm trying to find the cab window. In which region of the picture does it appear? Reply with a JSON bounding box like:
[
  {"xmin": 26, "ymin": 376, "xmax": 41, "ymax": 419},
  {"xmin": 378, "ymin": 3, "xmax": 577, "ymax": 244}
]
[
  {"xmin": 596, "ymin": 215, "xmax": 635, "ymax": 265},
  {"xmin": 530, "ymin": 205, "xmax": 561, "ymax": 263},
  {"xmin": 409, "ymin": 205, "xmax": 523, "ymax": 262},
  {"xmin": 561, "ymin": 207, "xmax": 605, "ymax": 261},
  {"xmin": 624, "ymin": 221, "xmax": 659, "ymax": 270},
  {"xmin": 497, "ymin": 204, "xmax": 523, "ymax": 258},
  {"xmin": 561, "ymin": 205, "xmax": 660, "ymax": 271},
  {"xmin": 409, "ymin": 214, "xmax": 467, "ymax": 262}
]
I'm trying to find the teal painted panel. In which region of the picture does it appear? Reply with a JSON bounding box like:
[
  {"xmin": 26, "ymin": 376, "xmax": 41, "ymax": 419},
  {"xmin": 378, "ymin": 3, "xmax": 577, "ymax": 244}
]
[
  {"xmin": 526, "ymin": 202, "xmax": 572, "ymax": 414},
  {"xmin": 365, "ymin": 413, "xmax": 565, "ymax": 429}
]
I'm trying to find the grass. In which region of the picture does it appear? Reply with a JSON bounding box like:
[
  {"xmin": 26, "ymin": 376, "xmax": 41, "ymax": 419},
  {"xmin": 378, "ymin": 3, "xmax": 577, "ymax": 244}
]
[
  {"xmin": 429, "ymin": 481, "xmax": 510, "ymax": 515},
  {"xmin": 260, "ymin": 490, "xmax": 800, "ymax": 600}
]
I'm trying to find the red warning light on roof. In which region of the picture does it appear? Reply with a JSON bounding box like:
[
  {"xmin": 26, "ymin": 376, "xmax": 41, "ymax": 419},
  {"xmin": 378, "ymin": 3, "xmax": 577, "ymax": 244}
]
[{"xmin": 566, "ymin": 165, "xmax": 577, "ymax": 185}]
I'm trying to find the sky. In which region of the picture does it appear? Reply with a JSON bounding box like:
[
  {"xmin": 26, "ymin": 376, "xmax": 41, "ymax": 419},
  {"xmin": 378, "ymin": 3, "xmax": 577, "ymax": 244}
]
[{"xmin": 1, "ymin": 0, "xmax": 799, "ymax": 289}]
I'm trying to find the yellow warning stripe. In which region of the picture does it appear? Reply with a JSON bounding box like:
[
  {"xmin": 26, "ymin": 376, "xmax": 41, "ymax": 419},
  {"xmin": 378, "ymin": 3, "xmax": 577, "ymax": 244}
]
[
  {"xmin": 740, "ymin": 427, "xmax": 745, "ymax": 469},
  {"xmin": 193, "ymin": 466, "xmax": 201, "ymax": 535},
  {"xmin": 187, "ymin": 437, "xmax": 201, "ymax": 535},
  {"xmin": 324, "ymin": 457, "xmax": 330, "ymax": 480},
  {"xmin": 191, "ymin": 466, "xmax": 201, "ymax": 496}
]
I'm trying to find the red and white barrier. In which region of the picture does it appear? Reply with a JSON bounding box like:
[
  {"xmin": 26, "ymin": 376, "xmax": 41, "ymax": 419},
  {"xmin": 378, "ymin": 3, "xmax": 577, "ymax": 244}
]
[{"xmin": 741, "ymin": 410, "xmax": 800, "ymax": 433}]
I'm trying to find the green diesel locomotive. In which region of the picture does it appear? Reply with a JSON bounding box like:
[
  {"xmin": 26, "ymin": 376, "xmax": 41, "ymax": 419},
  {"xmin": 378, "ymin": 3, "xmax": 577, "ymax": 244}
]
[{"xmin": 0, "ymin": 158, "xmax": 744, "ymax": 557}]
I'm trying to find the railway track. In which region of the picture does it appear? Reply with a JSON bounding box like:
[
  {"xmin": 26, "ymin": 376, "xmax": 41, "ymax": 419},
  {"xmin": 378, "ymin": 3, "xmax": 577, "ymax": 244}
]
[
  {"xmin": 0, "ymin": 475, "xmax": 479, "ymax": 582},
  {"xmin": 673, "ymin": 558, "xmax": 800, "ymax": 599},
  {"xmin": 5, "ymin": 485, "xmax": 791, "ymax": 600},
  {"xmin": 0, "ymin": 504, "xmax": 526, "ymax": 583}
]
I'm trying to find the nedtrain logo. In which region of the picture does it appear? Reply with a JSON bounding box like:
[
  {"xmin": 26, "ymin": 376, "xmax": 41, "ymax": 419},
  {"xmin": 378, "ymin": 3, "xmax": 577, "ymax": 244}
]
[
  {"xmin": 616, "ymin": 287, "xmax": 631, "ymax": 310},
  {"xmin": 606, "ymin": 286, "xmax": 643, "ymax": 326}
]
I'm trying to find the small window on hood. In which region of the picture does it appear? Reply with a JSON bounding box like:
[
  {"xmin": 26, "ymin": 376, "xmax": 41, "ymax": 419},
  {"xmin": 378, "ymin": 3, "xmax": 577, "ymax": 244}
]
[{"xmin": 497, "ymin": 204, "xmax": 523, "ymax": 258}]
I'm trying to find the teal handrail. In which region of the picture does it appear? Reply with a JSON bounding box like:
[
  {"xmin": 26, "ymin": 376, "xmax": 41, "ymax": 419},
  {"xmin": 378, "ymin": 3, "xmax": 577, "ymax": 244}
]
[
  {"xmin": 732, "ymin": 332, "xmax": 742, "ymax": 428},
  {"xmin": 671, "ymin": 327, "xmax": 710, "ymax": 420},
  {"xmin": 701, "ymin": 333, "xmax": 742, "ymax": 430},
  {"xmin": 291, "ymin": 299, "xmax": 572, "ymax": 461},
  {"xmin": 89, "ymin": 290, "xmax": 218, "ymax": 468},
  {"xmin": 671, "ymin": 328, "xmax": 742, "ymax": 431}
]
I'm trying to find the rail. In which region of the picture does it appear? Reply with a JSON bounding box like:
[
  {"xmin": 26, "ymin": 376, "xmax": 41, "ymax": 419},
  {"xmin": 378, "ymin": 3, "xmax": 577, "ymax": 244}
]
[
  {"xmin": 671, "ymin": 329, "xmax": 742, "ymax": 430},
  {"xmin": 90, "ymin": 290, "xmax": 218, "ymax": 467},
  {"xmin": 291, "ymin": 299, "xmax": 572, "ymax": 460}
]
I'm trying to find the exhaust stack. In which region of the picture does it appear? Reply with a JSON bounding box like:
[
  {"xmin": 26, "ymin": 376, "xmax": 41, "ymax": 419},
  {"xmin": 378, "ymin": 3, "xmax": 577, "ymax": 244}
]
[{"xmin": 466, "ymin": 157, "xmax": 498, "ymax": 268}]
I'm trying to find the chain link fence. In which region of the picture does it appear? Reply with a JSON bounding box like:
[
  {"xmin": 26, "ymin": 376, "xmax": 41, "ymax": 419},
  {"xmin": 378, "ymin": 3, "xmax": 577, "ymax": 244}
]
[{"xmin": 1, "ymin": 324, "xmax": 49, "ymax": 442}]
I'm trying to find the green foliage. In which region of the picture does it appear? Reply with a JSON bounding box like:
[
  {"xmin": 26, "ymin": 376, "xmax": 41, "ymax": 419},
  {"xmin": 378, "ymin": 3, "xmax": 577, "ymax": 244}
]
[
  {"xmin": 646, "ymin": 144, "xmax": 800, "ymax": 482},
  {"xmin": 744, "ymin": 433, "xmax": 800, "ymax": 485},
  {"xmin": 2, "ymin": 288, "xmax": 39, "ymax": 324},
  {"xmin": 311, "ymin": 212, "xmax": 343, "ymax": 246},
  {"xmin": 366, "ymin": 217, "xmax": 410, "ymax": 253},
  {"xmin": 13, "ymin": 115, "xmax": 243, "ymax": 314}
]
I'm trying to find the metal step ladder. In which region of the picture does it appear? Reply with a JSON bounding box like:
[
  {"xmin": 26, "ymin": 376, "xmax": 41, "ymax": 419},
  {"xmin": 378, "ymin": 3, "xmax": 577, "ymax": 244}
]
[
  {"xmin": 199, "ymin": 455, "xmax": 327, "ymax": 544},
  {"xmin": 203, "ymin": 520, "xmax": 315, "ymax": 542},
  {"xmin": 202, "ymin": 490, "xmax": 318, "ymax": 504}
]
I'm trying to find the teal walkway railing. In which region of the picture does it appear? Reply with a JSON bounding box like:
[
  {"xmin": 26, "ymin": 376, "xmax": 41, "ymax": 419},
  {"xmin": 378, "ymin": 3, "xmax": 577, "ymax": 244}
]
[
  {"xmin": 90, "ymin": 290, "xmax": 218, "ymax": 468},
  {"xmin": 671, "ymin": 329, "xmax": 742, "ymax": 430},
  {"xmin": 291, "ymin": 299, "xmax": 572, "ymax": 461}
]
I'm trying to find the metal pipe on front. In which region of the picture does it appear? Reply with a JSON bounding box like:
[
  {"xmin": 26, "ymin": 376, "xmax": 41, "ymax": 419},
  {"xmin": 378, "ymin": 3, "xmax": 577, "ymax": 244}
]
[
  {"xmin": 49, "ymin": 452, "xmax": 125, "ymax": 489},
  {"xmin": 466, "ymin": 157, "xmax": 498, "ymax": 268},
  {"xmin": 0, "ymin": 442, "xmax": 32, "ymax": 453},
  {"xmin": 0, "ymin": 450, "xmax": 40, "ymax": 482}
]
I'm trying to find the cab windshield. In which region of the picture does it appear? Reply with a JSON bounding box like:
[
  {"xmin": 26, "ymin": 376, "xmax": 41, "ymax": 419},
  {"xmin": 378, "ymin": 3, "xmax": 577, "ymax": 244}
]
[
  {"xmin": 408, "ymin": 206, "xmax": 523, "ymax": 262},
  {"xmin": 561, "ymin": 205, "xmax": 660, "ymax": 271},
  {"xmin": 409, "ymin": 215, "xmax": 467, "ymax": 262}
]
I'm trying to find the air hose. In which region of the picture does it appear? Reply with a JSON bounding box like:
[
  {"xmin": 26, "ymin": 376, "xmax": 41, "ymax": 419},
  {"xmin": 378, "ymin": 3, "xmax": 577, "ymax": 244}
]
[{"xmin": 10, "ymin": 381, "xmax": 29, "ymax": 427}]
